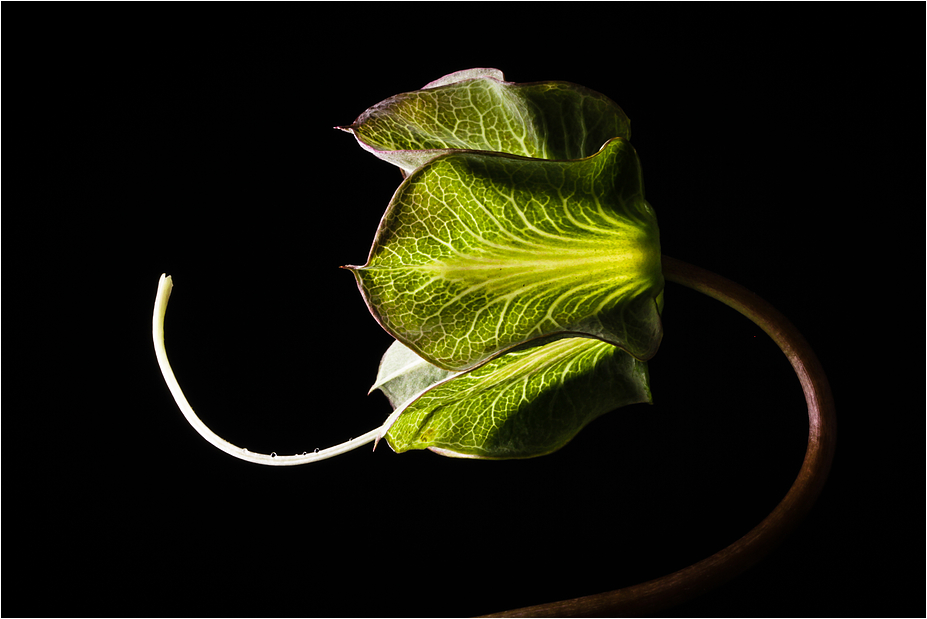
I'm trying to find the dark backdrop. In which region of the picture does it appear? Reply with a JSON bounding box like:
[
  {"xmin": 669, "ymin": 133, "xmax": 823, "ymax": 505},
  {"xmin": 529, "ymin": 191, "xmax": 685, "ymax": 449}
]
[{"xmin": 10, "ymin": 5, "xmax": 920, "ymax": 618}]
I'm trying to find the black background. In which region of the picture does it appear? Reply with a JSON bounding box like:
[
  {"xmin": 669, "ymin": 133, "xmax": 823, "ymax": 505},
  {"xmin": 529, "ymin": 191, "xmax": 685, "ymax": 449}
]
[{"xmin": 9, "ymin": 5, "xmax": 921, "ymax": 618}]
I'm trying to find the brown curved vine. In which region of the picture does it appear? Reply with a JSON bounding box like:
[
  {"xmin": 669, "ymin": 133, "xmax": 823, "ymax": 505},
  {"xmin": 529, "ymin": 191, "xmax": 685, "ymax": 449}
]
[{"xmin": 482, "ymin": 255, "xmax": 837, "ymax": 617}]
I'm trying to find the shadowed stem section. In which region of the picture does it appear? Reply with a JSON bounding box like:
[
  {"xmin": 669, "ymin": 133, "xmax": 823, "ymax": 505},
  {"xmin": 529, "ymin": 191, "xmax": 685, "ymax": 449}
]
[
  {"xmin": 152, "ymin": 274, "xmax": 380, "ymax": 465},
  {"xmin": 482, "ymin": 255, "xmax": 837, "ymax": 618}
]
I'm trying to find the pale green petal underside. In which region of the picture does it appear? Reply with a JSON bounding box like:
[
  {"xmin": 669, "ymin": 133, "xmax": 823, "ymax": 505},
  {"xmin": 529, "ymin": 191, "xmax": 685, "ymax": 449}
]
[
  {"xmin": 370, "ymin": 339, "xmax": 457, "ymax": 406},
  {"xmin": 347, "ymin": 137, "xmax": 663, "ymax": 371},
  {"xmin": 341, "ymin": 68, "xmax": 631, "ymax": 174},
  {"xmin": 380, "ymin": 337, "xmax": 652, "ymax": 459}
]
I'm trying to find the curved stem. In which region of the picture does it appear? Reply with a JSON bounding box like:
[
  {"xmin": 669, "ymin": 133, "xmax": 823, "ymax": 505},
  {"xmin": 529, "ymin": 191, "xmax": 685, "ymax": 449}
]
[
  {"xmin": 483, "ymin": 255, "xmax": 837, "ymax": 617},
  {"xmin": 152, "ymin": 274, "xmax": 380, "ymax": 466}
]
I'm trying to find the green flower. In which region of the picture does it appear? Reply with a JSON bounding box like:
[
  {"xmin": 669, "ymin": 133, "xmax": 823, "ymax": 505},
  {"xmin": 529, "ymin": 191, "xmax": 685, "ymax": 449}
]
[{"xmin": 342, "ymin": 69, "xmax": 664, "ymax": 458}]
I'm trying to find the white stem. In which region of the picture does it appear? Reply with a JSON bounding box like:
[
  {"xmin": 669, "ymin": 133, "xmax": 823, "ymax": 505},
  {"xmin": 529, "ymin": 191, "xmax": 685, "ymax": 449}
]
[{"xmin": 152, "ymin": 273, "xmax": 381, "ymax": 466}]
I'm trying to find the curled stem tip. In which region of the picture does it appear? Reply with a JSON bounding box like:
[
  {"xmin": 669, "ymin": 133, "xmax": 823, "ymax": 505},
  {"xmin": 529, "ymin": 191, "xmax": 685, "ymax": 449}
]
[{"xmin": 152, "ymin": 273, "xmax": 381, "ymax": 466}]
